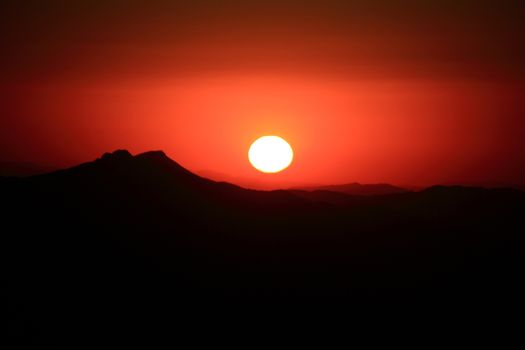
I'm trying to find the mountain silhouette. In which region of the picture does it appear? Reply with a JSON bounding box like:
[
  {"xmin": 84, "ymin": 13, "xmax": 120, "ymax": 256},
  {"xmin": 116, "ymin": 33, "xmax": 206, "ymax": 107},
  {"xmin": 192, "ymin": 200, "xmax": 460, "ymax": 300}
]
[{"xmin": 3, "ymin": 150, "xmax": 525, "ymax": 344}]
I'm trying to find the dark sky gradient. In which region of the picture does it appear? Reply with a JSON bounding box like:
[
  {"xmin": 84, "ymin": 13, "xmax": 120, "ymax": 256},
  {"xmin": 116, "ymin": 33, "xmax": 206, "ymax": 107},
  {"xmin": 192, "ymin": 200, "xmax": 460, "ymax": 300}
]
[{"xmin": 1, "ymin": 1, "xmax": 524, "ymax": 188}]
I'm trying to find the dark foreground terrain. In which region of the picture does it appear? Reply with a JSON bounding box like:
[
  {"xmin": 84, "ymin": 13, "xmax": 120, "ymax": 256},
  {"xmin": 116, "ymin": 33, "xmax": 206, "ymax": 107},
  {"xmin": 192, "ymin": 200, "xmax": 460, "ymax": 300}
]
[{"xmin": 3, "ymin": 150, "xmax": 524, "ymax": 343}]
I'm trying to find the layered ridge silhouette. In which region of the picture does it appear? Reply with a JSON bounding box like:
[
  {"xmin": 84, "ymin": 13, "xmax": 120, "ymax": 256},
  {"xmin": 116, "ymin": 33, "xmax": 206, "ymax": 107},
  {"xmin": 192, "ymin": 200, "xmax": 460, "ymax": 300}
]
[
  {"xmin": 3, "ymin": 150, "xmax": 525, "ymax": 343},
  {"xmin": 292, "ymin": 182, "xmax": 409, "ymax": 196}
]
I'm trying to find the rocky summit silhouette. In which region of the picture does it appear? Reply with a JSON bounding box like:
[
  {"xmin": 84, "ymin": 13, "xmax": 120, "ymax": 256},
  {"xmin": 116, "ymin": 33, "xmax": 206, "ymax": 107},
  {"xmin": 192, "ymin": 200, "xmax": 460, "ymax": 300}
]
[{"xmin": 3, "ymin": 150, "xmax": 525, "ymax": 344}]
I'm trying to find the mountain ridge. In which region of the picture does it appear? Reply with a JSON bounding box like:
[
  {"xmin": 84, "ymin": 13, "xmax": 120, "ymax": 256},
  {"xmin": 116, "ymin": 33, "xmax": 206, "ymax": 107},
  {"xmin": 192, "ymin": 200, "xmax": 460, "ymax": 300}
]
[
  {"xmin": 3, "ymin": 149, "xmax": 524, "ymax": 342},
  {"xmin": 292, "ymin": 182, "xmax": 410, "ymax": 196},
  {"xmin": 11, "ymin": 149, "xmax": 522, "ymax": 197}
]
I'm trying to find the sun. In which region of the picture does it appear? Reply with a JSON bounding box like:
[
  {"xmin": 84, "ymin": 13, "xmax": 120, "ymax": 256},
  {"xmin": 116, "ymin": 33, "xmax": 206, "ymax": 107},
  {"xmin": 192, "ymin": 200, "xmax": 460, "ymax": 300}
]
[{"xmin": 248, "ymin": 136, "xmax": 294, "ymax": 173}]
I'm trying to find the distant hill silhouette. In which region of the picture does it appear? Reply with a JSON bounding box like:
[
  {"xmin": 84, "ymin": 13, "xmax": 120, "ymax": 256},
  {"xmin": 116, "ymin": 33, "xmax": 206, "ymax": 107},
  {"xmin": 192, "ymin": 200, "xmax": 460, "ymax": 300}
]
[
  {"xmin": 293, "ymin": 182, "xmax": 409, "ymax": 196},
  {"xmin": 3, "ymin": 149, "xmax": 525, "ymax": 345}
]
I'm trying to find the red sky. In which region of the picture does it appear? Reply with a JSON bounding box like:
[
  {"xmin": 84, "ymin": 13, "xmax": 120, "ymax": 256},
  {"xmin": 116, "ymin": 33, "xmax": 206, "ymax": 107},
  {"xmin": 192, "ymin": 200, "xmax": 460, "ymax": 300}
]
[{"xmin": 1, "ymin": 1, "xmax": 524, "ymax": 189}]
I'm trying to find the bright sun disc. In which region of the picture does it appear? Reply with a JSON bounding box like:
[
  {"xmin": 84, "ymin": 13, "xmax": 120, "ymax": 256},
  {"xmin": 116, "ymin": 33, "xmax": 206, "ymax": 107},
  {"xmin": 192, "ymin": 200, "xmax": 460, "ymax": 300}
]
[{"xmin": 248, "ymin": 136, "xmax": 294, "ymax": 173}]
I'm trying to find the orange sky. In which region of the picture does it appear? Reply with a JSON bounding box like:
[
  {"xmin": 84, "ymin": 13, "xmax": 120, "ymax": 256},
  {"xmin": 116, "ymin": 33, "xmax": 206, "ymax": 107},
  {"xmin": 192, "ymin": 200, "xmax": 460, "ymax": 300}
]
[{"xmin": 1, "ymin": 1, "xmax": 524, "ymax": 188}]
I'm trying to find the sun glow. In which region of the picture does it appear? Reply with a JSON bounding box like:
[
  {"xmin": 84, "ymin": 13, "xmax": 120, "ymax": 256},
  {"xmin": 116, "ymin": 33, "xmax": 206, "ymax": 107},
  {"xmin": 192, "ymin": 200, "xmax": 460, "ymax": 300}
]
[{"xmin": 248, "ymin": 136, "xmax": 294, "ymax": 173}]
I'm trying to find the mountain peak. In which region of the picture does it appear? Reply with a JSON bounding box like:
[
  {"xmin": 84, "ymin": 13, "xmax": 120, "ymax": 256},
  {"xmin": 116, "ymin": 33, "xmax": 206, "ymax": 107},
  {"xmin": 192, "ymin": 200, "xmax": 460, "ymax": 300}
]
[
  {"xmin": 132, "ymin": 150, "xmax": 198, "ymax": 178},
  {"xmin": 99, "ymin": 149, "xmax": 133, "ymax": 162},
  {"xmin": 135, "ymin": 150, "xmax": 168, "ymax": 160},
  {"xmin": 97, "ymin": 150, "xmax": 171, "ymax": 164}
]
